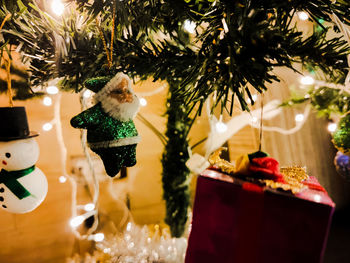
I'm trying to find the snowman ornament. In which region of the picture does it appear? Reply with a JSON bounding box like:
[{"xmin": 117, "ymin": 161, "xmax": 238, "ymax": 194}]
[{"xmin": 0, "ymin": 107, "xmax": 48, "ymax": 214}]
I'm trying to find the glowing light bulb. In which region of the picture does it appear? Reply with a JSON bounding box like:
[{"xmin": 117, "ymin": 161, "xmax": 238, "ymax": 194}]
[
  {"xmin": 46, "ymin": 85, "xmax": 59, "ymax": 95},
  {"xmin": 83, "ymin": 90, "xmax": 92, "ymax": 98},
  {"xmin": 43, "ymin": 96, "xmax": 52, "ymax": 106},
  {"xmin": 297, "ymin": 11, "xmax": 309, "ymax": 21},
  {"xmin": 126, "ymin": 222, "xmax": 132, "ymax": 232},
  {"xmin": 252, "ymin": 94, "xmax": 258, "ymax": 102},
  {"xmin": 215, "ymin": 121, "xmax": 228, "ymax": 133},
  {"xmin": 59, "ymin": 176, "xmax": 67, "ymax": 183},
  {"xmin": 313, "ymin": 194, "xmax": 321, "ymax": 203},
  {"xmin": 84, "ymin": 203, "xmax": 95, "ymax": 212},
  {"xmin": 328, "ymin": 123, "xmax": 337, "ymax": 133},
  {"xmin": 184, "ymin": 20, "xmax": 196, "ymax": 34},
  {"xmin": 139, "ymin": 97, "xmax": 147, "ymax": 106},
  {"xmin": 51, "ymin": 0, "xmax": 64, "ymax": 16},
  {"xmin": 295, "ymin": 114, "xmax": 304, "ymax": 122},
  {"xmin": 69, "ymin": 215, "xmax": 85, "ymax": 228},
  {"xmin": 300, "ymin": 76, "xmax": 315, "ymax": 85},
  {"xmin": 93, "ymin": 233, "xmax": 105, "ymax": 242},
  {"xmin": 43, "ymin": 123, "xmax": 53, "ymax": 131},
  {"xmin": 103, "ymin": 248, "xmax": 111, "ymax": 254}
]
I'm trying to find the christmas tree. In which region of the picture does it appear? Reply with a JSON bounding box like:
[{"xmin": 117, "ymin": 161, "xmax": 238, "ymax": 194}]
[{"xmin": 0, "ymin": 0, "xmax": 349, "ymax": 237}]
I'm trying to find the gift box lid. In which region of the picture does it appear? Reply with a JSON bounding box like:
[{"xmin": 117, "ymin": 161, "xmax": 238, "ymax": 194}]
[{"xmin": 201, "ymin": 167, "xmax": 335, "ymax": 207}]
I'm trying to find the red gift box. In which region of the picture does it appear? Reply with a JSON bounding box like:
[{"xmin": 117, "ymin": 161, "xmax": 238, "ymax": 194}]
[{"xmin": 185, "ymin": 168, "xmax": 335, "ymax": 263}]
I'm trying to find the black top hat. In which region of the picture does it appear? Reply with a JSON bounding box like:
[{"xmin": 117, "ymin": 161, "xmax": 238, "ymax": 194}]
[{"xmin": 0, "ymin": 107, "xmax": 39, "ymax": 141}]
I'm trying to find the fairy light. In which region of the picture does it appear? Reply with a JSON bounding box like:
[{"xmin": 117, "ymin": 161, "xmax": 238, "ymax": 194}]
[
  {"xmin": 313, "ymin": 194, "xmax": 322, "ymax": 203},
  {"xmin": 295, "ymin": 114, "xmax": 304, "ymax": 122},
  {"xmin": 46, "ymin": 85, "xmax": 59, "ymax": 95},
  {"xmin": 139, "ymin": 97, "xmax": 147, "ymax": 106},
  {"xmin": 251, "ymin": 116, "xmax": 258, "ymax": 123},
  {"xmin": 300, "ymin": 76, "xmax": 315, "ymax": 85},
  {"xmin": 297, "ymin": 11, "xmax": 309, "ymax": 21},
  {"xmin": 93, "ymin": 233, "xmax": 105, "ymax": 242},
  {"xmin": 184, "ymin": 20, "xmax": 196, "ymax": 34},
  {"xmin": 69, "ymin": 215, "xmax": 85, "ymax": 228},
  {"xmin": 51, "ymin": 0, "xmax": 64, "ymax": 16},
  {"xmin": 83, "ymin": 90, "xmax": 92, "ymax": 98},
  {"xmin": 43, "ymin": 96, "xmax": 52, "ymax": 106},
  {"xmin": 84, "ymin": 203, "xmax": 95, "ymax": 212},
  {"xmin": 215, "ymin": 121, "xmax": 228, "ymax": 133},
  {"xmin": 328, "ymin": 122, "xmax": 337, "ymax": 133},
  {"xmin": 59, "ymin": 175, "xmax": 67, "ymax": 183},
  {"xmin": 43, "ymin": 122, "xmax": 53, "ymax": 131}
]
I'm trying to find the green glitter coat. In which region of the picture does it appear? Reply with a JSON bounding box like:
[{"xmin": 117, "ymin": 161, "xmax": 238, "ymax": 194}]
[
  {"xmin": 71, "ymin": 103, "xmax": 138, "ymax": 144},
  {"xmin": 71, "ymin": 103, "xmax": 139, "ymax": 177}
]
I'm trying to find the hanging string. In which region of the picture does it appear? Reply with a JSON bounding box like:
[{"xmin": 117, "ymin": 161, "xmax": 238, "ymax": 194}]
[
  {"xmin": 0, "ymin": 14, "xmax": 13, "ymax": 107},
  {"xmin": 258, "ymin": 93, "xmax": 264, "ymax": 152},
  {"xmin": 95, "ymin": 2, "xmax": 116, "ymax": 69},
  {"xmin": 110, "ymin": 1, "xmax": 116, "ymax": 64},
  {"xmin": 0, "ymin": 14, "xmax": 11, "ymax": 31},
  {"xmin": 5, "ymin": 55, "xmax": 13, "ymax": 107},
  {"xmin": 96, "ymin": 17, "xmax": 111, "ymax": 68}
]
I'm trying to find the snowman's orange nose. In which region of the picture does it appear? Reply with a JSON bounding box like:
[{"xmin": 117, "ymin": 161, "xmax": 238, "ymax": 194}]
[{"xmin": 2, "ymin": 161, "xmax": 7, "ymax": 165}]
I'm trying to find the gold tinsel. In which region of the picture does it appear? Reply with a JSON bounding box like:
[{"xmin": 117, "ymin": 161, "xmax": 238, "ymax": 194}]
[{"xmin": 208, "ymin": 149, "xmax": 309, "ymax": 194}]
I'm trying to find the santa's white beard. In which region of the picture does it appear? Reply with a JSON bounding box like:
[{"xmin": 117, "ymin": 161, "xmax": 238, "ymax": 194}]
[{"xmin": 99, "ymin": 94, "xmax": 140, "ymax": 121}]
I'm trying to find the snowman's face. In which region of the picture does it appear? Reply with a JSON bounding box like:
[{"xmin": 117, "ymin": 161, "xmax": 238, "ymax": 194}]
[{"xmin": 0, "ymin": 138, "xmax": 39, "ymax": 171}]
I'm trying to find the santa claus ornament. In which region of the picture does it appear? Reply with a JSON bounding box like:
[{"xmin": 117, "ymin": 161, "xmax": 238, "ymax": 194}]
[
  {"xmin": 0, "ymin": 107, "xmax": 48, "ymax": 213},
  {"xmin": 70, "ymin": 72, "xmax": 140, "ymax": 177}
]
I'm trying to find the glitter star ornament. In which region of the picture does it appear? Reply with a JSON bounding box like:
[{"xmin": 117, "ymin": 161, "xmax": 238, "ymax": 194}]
[{"xmin": 71, "ymin": 73, "xmax": 140, "ymax": 177}]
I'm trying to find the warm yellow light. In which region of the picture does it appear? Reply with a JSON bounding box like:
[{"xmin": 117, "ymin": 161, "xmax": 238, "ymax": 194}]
[
  {"xmin": 59, "ymin": 175, "xmax": 67, "ymax": 183},
  {"xmin": 93, "ymin": 233, "xmax": 105, "ymax": 242},
  {"xmin": 297, "ymin": 11, "xmax": 309, "ymax": 21},
  {"xmin": 295, "ymin": 114, "xmax": 304, "ymax": 122},
  {"xmin": 83, "ymin": 90, "xmax": 92, "ymax": 98},
  {"xmin": 184, "ymin": 20, "xmax": 196, "ymax": 34},
  {"xmin": 139, "ymin": 97, "xmax": 147, "ymax": 106},
  {"xmin": 43, "ymin": 96, "xmax": 52, "ymax": 106},
  {"xmin": 43, "ymin": 123, "xmax": 53, "ymax": 131},
  {"xmin": 300, "ymin": 76, "xmax": 315, "ymax": 85},
  {"xmin": 69, "ymin": 215, "xmax": 85, "ymax": 228},
  {"xmin": 46, "ymin": 85, "xmax": 59, "ymax": 94},
  {"xmin": 51, "ymin": 0, "xmax": 64, "ymax": 16},
  {"xmin": 84, "ymin": 203, "xmax": 95, "ymax": 212},
  {"xmin": 327, "ymin": 123, "xmax": 337, "ymax": 133},
  {"xmin": 215, "ymin": 121, "xmax": 228, "ymax": 133}
]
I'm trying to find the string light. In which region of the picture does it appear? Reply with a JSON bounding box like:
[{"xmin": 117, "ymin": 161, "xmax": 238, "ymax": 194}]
[
  {"xmin": 59, "ymin": 175, "xmax": 67, "ymax": 183},
  {"xmin": 83, "ymin": 90, "xmax": 92, "ymax": 98},
  {"xmin": 84, "ymin": 203, "xmax": 95, "ymax": 212},
  {"xmin": 42, "ymin": 122, "xmax": 53, "ymax": 131},
  {"xmin": 93, "ymin": 233, "xmax": 105, "ymax": 242},
  {"xmin": 69, "ymin": 215, "xmax": 85, "ymax": 228},
  {"xmin": 46, "ymin": 85, "xmax": 59, "ymax": 95},
  {"xmin": 251, "ymin": 116, "xmax": 258, "ymax": 123},
  {"xmin": 43, "ymin": 96, "xmax": 52, "ymax": 106},
  {"xmin": 184, "ymin": 20, "xmax": 196, "ymax": 34},
  {"xmin": 300, "ymin": 76, "xmax": 315, "ymax": 85},
  {"xmin": 328, "ymin": 122, "xmax": 337, "ymax": 133},
  {"xmin": 295, "ymin": 114, "xmax": 304, "ymax": 122},
  {"xmin": 297, "ymin": 11, "xmax": 309, "ymax": 21},
  {"xmin": 313, "ymin": 194, "xmax": 322, "ymax": 203},
  {"xmin": 139, "ymin": 97, "xmax": 147, "ymax": 106},
  {"xmin": 51, "ymin": 0, "xmax": 64, "ymax": 16}
]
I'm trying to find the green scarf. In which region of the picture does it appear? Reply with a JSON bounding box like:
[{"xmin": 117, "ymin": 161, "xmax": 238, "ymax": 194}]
[{"xmin": 0, "ymin": 165, "xmax": 35, "ymax": 199}]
